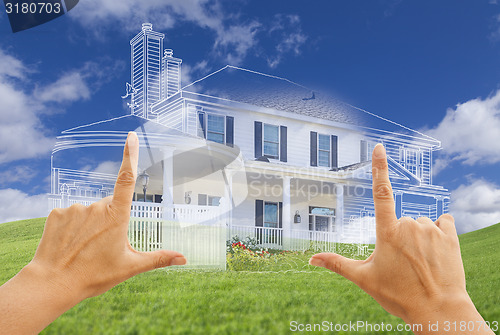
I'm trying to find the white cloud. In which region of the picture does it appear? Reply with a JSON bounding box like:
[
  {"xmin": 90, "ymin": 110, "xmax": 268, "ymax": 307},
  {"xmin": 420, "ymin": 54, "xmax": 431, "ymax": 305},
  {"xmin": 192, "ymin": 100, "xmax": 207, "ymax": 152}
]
[
  {"xmin": 182, "ymin": 60, "xmax": 210, "ymax": 87},
  {"xmin": 426, "ymin": 89, "xmax": 500, "ymax": 166},
  {"xmin": 266, "ymin": 14, "xmax": 307, "ymax": 68},
  {"xmin": 0, "ymin": 49, "xmax": 28, "ymax": 79},
  {"xmin": 93, "ymin": 161, "xmax": 121, "ymax": 175},
  {"xmin": 0, "ymin": 166, "xmax": 37, "ymax": 186},
  {"xmin": 0, "ymin": 50, "xmax": 55, "ymax": 163},
  {"xmin": 213, "ymin": 21, "xmax": 261, "ymax": 65},
  {"xmin": 35, "ymin": 71, "xmax": 91, "ymax": 103},
  {"xmin": 450, "ymin": 179, "xmax": 500, "ymax": 234},
  {"xmin": 69, "ymin": 1, "xmax": 307, "ymax": 67},
  {"xmin": 0, "ymin": 50, "xmax": 119, "ymax": 164},
  {"xmin": 0, "ymin": 189, "xmax": 48, "ymax": 224}
]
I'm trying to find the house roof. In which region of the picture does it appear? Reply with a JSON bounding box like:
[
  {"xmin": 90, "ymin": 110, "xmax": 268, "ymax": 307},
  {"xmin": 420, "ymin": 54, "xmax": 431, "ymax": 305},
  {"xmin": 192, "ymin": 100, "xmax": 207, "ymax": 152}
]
[{"xmin": 182, "ymin": 65, "xmax": 438, "ymax": 143}]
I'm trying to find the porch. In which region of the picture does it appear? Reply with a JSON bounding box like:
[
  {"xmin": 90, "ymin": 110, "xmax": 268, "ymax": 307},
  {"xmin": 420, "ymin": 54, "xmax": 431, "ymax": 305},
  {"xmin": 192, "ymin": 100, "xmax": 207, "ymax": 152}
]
[{"xmin": 127, "ymin": 202, "xmax": 371, "ymax": 257}]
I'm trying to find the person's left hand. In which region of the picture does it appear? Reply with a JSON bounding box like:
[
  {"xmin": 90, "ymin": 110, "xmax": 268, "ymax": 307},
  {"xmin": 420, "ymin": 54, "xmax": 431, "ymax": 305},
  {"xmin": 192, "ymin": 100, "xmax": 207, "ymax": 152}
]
[{"xmin": 28, "ymin": 131, "xmax": 186, "ymax": 302}]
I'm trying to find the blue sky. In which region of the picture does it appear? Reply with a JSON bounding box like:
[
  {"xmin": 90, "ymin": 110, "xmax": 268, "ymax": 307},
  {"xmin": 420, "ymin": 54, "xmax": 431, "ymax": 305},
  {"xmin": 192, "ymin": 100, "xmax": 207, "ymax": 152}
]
[{"xmin": 0, "ymin": 0, "xmax": 500, "ymax": 232}]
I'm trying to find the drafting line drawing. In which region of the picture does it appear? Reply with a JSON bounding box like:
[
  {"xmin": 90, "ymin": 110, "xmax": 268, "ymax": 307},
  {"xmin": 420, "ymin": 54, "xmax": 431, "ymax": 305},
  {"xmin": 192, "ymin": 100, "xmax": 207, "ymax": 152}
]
[{"xmin": 48, "ymin": 23, "xmax": 450, "ymax": 269}]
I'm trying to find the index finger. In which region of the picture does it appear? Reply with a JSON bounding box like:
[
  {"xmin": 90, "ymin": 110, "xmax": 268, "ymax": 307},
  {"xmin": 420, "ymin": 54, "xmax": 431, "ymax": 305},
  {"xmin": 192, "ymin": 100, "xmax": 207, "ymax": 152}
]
[
  {"xmin": 371, "ymin": 144, "xmax": 398, "ymax": 231},
  {"xmin": 111, "ymin": 132, "xmax": 139, "ymax": 216}
]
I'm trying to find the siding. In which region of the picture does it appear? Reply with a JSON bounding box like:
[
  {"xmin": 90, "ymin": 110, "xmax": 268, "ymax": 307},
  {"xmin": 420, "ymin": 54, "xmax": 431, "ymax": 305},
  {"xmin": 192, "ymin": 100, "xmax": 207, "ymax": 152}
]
[{"xmin": 183, "ymin": 100, "xmax": 365, "ymax": 169}]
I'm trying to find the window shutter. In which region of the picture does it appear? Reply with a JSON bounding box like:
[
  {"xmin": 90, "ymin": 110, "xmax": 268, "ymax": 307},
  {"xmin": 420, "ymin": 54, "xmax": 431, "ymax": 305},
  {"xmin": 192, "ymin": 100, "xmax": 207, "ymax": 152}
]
[
  {"xmin": 310, "ymin": 131, "xmax": 317, "ymax": 166},
  {"xmin": 331, "ymin": 135, "xmax": 338, "ymax": 168},
  {"xmin": 280, "ymin": 126, "xmax": 287, "ymax": 162},
  {"xmin": 226, "ymin": 116, "xmax": 234, "ymax": 147},
  {"xmin": 197, "ymin": 112, "xmax": 206, "ymax": 138},
  {"xmin": 360, "ymin": 140, "xmax": 367, "ymax": 162},
  {"xmin": 278, "ymin": 201, "xmax": 283, "ymax": 228},
  {"xmin": 255, "ymin": 200, "xmax": 264, "ymax": 227},
  {"xmin": 254, "ymin": 121, "xmax": 262, "ymax": 158},
  {"xmin": 198, "ymin": 194, "xmax": 208, "ymax": 206}
]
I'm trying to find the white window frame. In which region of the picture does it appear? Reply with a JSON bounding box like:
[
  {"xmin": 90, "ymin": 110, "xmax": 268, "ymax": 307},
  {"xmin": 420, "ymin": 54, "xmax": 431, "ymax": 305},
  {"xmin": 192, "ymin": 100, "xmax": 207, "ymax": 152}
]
[
  {"xmin": 308, "ymin": 206, "xmax": 336, "ymax": 232},
  {"xmin": 198, "ymin": 193, "xmax": 221, "ymax": 206},
  {"xmin": 262, "ymin": 123, "xmax": 280, "ymax": 160},
  {"xmin": 361, "ymin": 140, "xmax": 378, "ymax": 161},
  {"xmin": 401, "ymin": 148, "xmax": 421, "ymax": 178},
  {"xmin": 317, "ymin": 133, "xmax": 331, "ymax": 168},
  {"xmin": 206, "ymin": 113, "xmax": 226, "ymax": 144}
]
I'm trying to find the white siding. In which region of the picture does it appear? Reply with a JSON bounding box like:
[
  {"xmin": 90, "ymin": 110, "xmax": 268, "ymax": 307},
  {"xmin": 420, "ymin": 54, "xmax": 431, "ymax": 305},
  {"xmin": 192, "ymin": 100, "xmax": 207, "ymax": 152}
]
[{"xmin": 183, "ymin": 100, "xmax": 366, "ymax": 169}]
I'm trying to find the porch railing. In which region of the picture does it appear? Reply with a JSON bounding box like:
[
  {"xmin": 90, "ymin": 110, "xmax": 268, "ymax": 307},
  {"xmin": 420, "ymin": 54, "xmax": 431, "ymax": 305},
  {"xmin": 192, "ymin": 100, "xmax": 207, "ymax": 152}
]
[{"xmin": 230, "ymin": 225, "xmax": 283, "ymax": 248}]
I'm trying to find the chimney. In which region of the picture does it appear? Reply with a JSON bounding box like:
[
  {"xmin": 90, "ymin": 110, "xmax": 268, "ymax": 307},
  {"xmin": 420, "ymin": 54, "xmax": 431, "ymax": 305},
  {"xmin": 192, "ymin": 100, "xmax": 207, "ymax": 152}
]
[
  {"xmin": 163, "ymin": 48, "xmax": 182, "ymax": 99},
  {"xmin": 129, "ymin": 23, "xmax": 165, "ymax": 118}
]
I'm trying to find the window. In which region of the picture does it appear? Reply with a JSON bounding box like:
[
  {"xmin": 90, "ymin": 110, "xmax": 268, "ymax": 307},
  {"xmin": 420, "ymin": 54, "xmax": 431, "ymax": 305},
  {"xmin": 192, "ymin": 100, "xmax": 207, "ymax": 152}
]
[
  {"xmin": 309, "ymin": 206, "xmax": 335, "ymax": 232},
  {"xmin": 318, "ymin": 134, "xmax": 331, "ymax": 167},
  {"xmin": 361, "ymin": 140, "xmax": 378, "ymax": 161},
  {"xmin": 135, "ymin": 193, "xmax": 154, "ymax": 203},
  {"xmin": 206, "ymin": 114, "xmax": 225, "ymax": 144},
  {"xmin": 264, "ymin": 202, "xmax": 278, "ymax": 228},
  {"xmin": 198, "ymin": 194, "xmax": 221, "ymax": 206},
  {"xmin": 401, "ymin": 148, "xmax": 421, "ymax": 177},
  {"xmin": 263, "ymin": 124, "xmax": 279, "ymax": 159}
]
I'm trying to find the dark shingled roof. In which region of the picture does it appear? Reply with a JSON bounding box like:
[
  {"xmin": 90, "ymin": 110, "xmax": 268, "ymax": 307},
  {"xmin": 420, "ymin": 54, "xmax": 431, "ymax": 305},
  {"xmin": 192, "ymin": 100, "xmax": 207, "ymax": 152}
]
[{"xmin": 182, "ymin": 65, "xmax": 436, "ymax": 141}]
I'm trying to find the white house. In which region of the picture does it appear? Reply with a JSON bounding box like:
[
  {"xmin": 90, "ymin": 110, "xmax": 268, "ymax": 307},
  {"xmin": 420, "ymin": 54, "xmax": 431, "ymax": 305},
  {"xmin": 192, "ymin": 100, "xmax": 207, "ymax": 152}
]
[{"xmin": 48, "ymin": 24, "xmax": 450, "ymax": 268}]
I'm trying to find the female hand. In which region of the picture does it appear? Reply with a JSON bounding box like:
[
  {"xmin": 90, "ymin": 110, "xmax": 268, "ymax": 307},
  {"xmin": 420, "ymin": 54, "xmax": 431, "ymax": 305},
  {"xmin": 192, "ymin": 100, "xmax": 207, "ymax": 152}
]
[{"xmin": 310, "ymin": 144, "xmax": 493, "ymax": 335}]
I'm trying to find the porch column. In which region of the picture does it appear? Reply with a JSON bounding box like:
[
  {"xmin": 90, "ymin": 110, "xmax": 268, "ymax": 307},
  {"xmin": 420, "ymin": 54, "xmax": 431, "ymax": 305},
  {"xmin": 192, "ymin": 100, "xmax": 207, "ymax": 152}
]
[
  {"xmin": 335, "ymin": 184, "xmax": 344, "ymax": 239},
  {"xmin": 223, "ymin": 169, "xmax": 234, "ymax": 229},
  {"xmin": 282, "ymin": 176, "xmax": 291, "ymax": 248},
  {"xmin": 435, "ymin": 196, "xmax": 444, "ymax": 220},
  {"xmin": 162, "ymin": 147, "xmax": 175, "ymax": 219}
]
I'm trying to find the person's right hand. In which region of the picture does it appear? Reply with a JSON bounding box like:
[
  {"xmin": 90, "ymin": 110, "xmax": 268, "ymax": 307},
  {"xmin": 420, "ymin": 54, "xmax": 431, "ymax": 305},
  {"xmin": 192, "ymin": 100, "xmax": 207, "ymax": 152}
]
[{"xmin": 309, "ymin": 144, "xmax": 494, "ymax": 335}]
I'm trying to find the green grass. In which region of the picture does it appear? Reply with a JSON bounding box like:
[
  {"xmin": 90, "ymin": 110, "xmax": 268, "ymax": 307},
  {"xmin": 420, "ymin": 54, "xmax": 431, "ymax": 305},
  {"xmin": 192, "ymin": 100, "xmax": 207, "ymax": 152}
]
[{"xmin": 0, "ymin": 218, "xmax": 499, "ymax": 334}]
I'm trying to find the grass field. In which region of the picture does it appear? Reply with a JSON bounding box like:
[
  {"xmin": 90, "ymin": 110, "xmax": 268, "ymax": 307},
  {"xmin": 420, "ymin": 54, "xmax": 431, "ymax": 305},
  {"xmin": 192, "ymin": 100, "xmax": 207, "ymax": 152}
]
[{"xmin": 0, "ymin": 218, "xmax": 499, "ymax": 334}]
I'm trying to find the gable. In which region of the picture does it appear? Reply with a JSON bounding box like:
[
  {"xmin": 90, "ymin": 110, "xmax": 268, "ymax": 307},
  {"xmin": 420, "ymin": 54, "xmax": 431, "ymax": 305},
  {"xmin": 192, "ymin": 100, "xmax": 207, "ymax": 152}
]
[{"xmin": 344, "ymin": 156, "xmax": 420, "ymax": 186}]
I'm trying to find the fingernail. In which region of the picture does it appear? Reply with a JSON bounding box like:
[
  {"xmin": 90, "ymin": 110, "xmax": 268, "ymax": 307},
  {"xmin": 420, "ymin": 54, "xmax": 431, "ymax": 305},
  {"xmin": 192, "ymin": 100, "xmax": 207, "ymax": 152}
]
[
  {"xmin": 127, "ymin": 132, "xmax": 138, "ymax": 148},
  {"xmin": 373, "ymin": 143, "xmax": 386, "ymax": 159},
  {"xmin": 309, "ymin": 257, "xmax": 326, "ymax": 268},
  {"xmin": 170, "ymin": 256, "xmax": 187, "ymax": 266}
]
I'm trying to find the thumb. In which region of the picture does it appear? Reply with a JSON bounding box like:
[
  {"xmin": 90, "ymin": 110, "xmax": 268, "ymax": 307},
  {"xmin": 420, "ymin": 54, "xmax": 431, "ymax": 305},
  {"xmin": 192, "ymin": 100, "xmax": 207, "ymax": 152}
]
[
  {"xmin": 130, "ymin": 250, "xmax": 187, "ymax": 275},
  {"xmin": 309, "ymin": 252, "xmax": 363, "ymax": 283}
]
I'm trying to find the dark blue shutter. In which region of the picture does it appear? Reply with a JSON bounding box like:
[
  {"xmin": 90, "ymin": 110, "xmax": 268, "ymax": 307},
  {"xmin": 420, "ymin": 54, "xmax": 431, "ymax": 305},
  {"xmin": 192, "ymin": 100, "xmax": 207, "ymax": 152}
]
[
  {"xmin": 254, "ymin": 121, "xmax": 262, "ymax": 158},
  {"xmin": 278, "ymin": 201, "xmax": 283, "ymax": 228},
  {"xmin": 255, "ymin": 200, "xmax": 264, "ymax": 227},
  {"xmin": 154, "ymin": 194, "xmax": 162, "ymax": 203},
  {"xmin": 226, "ymin": 116, "xmax": 234, "ymax": 147},
  {"xmin": 360, "ymin": 140, "xmax": 367, "ymax": 162},
  {"xmin": 280, "ymin": 126, "xmax": 287, "ymax": 162},
  {"xmin": 310, "ymin": 131, "xmax": 317, "ymax": 166},
  {"xmin": 331, "ymin": 135, "xmax": 338, "ymax": 169},
  {"xmin": 198, "ymin": 112, "xmax": 206, "ymax": 138}
]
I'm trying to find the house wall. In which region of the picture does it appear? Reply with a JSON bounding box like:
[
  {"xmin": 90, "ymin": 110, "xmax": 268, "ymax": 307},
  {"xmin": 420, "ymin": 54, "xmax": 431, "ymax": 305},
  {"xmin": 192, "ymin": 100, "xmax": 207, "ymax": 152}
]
[
  {"xmin": 184, "ymin": 101, "xmax": 365, "ymax": 169},
  {"xmin": 232, "ymin": 177, "xmax": 339, "ymax": 232},
  {"xmin": 153, "ymin": 97, "xmax": 436, "ymax": 187}
]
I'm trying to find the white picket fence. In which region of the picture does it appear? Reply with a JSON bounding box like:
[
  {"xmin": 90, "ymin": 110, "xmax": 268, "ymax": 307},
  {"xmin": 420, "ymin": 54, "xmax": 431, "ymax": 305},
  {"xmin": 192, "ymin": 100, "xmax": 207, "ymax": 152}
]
[
  {"xmin": 48, "ymin": 196, "xmax": 373, "ymax": 263},
  {"xmin": 128, "ymin": 202, "xmax": 226, "ymax": 268}
]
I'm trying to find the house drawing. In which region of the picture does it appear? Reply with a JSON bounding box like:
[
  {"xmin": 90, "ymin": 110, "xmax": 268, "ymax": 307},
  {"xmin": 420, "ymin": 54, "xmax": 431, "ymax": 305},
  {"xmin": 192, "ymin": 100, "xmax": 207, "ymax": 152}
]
[{"xmin": 48, "ymin": 23, "xmax": 450, "ymax": 268}]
